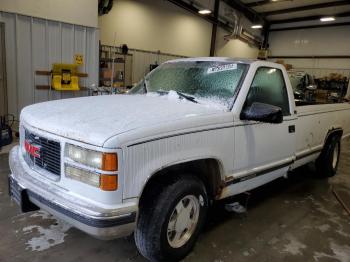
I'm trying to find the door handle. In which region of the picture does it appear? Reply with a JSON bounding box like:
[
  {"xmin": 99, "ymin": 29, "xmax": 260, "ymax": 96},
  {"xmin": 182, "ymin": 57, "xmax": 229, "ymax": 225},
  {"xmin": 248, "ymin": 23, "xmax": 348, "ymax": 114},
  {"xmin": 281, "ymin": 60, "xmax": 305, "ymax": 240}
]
[{"xmin": 289, "ymin": 125, "xmax": 295, "ymax": 133}]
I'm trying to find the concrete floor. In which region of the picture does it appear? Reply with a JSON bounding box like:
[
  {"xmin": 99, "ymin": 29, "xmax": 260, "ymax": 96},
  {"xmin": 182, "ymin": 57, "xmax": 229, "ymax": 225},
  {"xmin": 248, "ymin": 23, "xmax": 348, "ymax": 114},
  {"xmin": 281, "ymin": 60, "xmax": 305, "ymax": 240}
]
[{"xmin": 0, "ymin": 140, "xmax": 350, "ymax": 262}]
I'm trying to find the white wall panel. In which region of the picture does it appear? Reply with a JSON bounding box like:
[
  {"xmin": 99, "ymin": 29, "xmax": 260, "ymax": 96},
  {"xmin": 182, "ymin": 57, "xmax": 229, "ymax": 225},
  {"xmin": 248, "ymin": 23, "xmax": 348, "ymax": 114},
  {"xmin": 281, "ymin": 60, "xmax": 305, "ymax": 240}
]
[
  {"xmin": 61, "ymin": 23, "xmax": 74, "ymax": 99},
  {"xmin": 32, "ymin": 18, "xmax": 48, "ymax": 103},
  {"xmin": 86, "ymin": 28, "xmax": 99, "ymax": 89},
  {"xmin": 269, "ymin": 25, "xmax": 350, "ymax": 78},
  {"xmin": 269, "ymin": 26, "xmax": 350, "ymax": 56},
  {"xmin": 0, "ymin": 0, "xmax": 98, "ymax": 28},
  {"xmin": 47, "ymin": 21, "xmax": 62, "ymax": 100},
  {"xmin": 16, "ymin": 15, "xmax": 33, "ymax": 111},
  {"xmin": 1, "ymin": 13, "xmax": 18, "ymax": 116},
  {"xmin": 0, "ymin": 12, "xmax": 99, "ymax": 118}
]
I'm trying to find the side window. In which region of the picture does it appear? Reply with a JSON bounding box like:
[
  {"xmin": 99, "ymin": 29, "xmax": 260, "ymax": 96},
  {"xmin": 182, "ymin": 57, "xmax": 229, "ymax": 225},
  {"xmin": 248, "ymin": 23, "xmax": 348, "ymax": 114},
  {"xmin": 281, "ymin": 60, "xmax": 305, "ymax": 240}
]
[{"xmin": 244, "ymin": 67, "xmax": 290, "ymax": 116}]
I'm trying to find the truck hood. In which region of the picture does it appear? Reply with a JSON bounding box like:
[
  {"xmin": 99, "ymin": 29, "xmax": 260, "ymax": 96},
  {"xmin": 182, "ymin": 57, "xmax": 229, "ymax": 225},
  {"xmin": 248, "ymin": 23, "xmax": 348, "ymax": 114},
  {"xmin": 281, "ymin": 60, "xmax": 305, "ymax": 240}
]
[{"xmin": 21, "ymin": 94, "xmax": 226, "ymax": 146}]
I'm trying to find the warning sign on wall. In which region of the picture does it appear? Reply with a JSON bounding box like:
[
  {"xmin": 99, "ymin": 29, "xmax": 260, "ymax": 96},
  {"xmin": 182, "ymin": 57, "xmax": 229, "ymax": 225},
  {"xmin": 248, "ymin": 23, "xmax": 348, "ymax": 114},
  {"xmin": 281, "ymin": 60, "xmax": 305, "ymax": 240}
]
[{"xmin": 74, "ymin": 54, "xmax": 84, "ymax": 65}]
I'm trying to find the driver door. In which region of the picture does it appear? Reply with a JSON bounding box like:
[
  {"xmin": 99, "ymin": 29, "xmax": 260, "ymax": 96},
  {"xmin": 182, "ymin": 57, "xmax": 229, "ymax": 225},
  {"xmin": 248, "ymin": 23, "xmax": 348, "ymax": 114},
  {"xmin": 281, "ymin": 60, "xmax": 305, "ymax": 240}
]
[{"xmin": 231, "ymin": 67, "xmax": 296, "ymax": 191}]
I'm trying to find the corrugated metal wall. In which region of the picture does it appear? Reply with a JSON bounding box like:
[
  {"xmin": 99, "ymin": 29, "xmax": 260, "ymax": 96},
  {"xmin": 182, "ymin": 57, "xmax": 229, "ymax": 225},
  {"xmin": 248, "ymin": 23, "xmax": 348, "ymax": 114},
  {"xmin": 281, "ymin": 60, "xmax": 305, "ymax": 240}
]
[{"xmin": 0, "ymin": 11, "xmax": 99, "ymax": 118}]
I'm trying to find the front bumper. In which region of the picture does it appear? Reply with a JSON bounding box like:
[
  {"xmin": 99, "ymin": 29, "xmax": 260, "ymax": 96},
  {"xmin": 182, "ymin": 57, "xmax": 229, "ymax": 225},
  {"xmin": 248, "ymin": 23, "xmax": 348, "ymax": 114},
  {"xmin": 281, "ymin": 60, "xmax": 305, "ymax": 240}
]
[{"xmin": 8, "ymin": 146, "xmax": 137, "ymax": 240}]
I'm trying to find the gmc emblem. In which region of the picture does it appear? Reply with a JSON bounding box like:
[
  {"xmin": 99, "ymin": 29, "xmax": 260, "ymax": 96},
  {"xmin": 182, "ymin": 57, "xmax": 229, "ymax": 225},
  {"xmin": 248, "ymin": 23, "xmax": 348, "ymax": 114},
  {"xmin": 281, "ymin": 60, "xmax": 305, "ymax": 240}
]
[{"xmin": 24, "ymin": 140, "xmax": 41, "ymax": 158}]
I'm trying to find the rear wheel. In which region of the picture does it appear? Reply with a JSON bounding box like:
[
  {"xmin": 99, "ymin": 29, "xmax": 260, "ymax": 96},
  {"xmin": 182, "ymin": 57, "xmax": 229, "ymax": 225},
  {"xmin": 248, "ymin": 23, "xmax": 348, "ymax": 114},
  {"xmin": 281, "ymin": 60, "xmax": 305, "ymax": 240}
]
[
  {"xmin": 316, "ymin": 135, "xmax": 341, "ymax": 177},
  {"xmin": 135, "ymin": 175, "xmax": 208, "ymax": 261}
]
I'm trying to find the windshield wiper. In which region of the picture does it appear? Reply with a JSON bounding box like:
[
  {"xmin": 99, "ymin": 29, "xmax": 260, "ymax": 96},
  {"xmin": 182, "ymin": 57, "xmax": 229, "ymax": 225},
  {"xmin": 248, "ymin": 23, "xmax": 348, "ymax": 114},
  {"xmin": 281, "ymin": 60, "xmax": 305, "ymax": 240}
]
[
  {"xmin": 155, "ymin": 90, "xmax": 198, "ymax": 104},
  {"xmin": 176, "ymin": 91, "xmax": 198, "ymax": 103}
]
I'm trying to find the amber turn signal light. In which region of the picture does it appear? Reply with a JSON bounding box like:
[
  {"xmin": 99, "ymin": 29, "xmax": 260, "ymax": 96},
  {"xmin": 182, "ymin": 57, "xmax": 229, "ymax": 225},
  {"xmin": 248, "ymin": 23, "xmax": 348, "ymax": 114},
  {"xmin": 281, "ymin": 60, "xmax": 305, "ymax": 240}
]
[
  {"xmin": 100, "ymin": 174, "xmax": 118, "ymax": 191},
  {"xmin": 102, "ymin": 153, "xmax": 118, "ymax": 171}
]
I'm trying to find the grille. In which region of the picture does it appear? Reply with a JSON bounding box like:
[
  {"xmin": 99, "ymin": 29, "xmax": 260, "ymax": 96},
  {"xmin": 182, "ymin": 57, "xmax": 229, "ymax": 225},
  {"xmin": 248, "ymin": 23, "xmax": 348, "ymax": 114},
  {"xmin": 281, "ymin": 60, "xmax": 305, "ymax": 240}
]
[{"xmin": 24, "ymin": 129, "xmax": 61, "ymax": 177}]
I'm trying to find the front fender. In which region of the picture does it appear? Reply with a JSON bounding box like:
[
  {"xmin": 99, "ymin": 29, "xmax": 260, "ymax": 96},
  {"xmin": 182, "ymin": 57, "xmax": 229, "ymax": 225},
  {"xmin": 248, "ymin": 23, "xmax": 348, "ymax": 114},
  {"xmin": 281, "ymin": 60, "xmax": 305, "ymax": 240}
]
[{"xmin": 122, "ymin": 127, "xmax": 235, "ymax": 199}]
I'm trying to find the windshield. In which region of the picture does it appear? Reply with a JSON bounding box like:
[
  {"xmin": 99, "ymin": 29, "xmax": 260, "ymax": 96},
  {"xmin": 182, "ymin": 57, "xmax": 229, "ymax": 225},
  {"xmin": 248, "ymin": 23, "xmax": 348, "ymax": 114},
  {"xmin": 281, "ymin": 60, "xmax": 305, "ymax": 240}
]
[{"xmin": 129, "ymin": 61, "xmax": 248, "ymax": 107}]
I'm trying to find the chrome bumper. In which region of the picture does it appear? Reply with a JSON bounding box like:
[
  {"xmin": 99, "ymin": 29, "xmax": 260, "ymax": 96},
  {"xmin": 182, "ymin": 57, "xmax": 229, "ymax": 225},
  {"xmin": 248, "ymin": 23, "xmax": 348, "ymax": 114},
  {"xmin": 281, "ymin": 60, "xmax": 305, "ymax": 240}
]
[{"xmin": 8, "ymin": 146, "xmax": 137, "ymax": 240}]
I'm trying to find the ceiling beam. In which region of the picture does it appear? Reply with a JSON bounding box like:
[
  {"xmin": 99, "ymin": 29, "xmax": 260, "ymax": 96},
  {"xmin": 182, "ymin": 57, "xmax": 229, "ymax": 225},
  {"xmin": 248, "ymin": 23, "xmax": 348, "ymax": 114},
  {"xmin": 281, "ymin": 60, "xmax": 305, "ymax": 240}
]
[
  {"xmin": 246, "ymin": 0, "xmax": 291, "ymax": 8},
  {"xmin": 210, "ymin": 0, "xmax": 220, "ymax": 56},
  {"xmin": 270, "ymin": 11, "xmax": 350, "ymax": 24},
  {"xmin": 221, "ymin": 0, "xmax": 266, "ymax": 24},
  {"xmin": 262, "ymin": 0, "xmax": 350, "ymax": 16},
  {"xmin": 262, "ymin": 21, "xmax": 270, "ymax": 48},
  {"xmin": 269, "ymin": 21, "xmax": 350, "ymax": 31}
]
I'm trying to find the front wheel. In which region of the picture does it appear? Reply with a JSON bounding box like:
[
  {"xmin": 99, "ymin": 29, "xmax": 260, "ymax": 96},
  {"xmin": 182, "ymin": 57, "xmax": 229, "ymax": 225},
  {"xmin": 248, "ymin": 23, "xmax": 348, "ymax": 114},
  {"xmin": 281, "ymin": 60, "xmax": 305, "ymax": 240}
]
[
  {"xmin": 135, "ymin": 175, "xmax": 208, "ymax": 261},
  {"xmin": 316, "ymin": 135, "xmax": 341, "ymax": 177}
]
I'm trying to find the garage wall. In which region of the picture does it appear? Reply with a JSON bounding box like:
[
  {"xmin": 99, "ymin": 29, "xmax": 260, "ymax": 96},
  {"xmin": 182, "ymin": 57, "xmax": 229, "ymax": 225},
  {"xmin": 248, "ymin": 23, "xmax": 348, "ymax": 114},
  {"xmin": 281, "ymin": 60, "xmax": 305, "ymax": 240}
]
[
  {"xmin": 268, "ymin": 58, "xmax": 350, "ymax": 79},
  {"xmin": 129, "ymin": 49, "xmax": 186, "ymax": 84},
  {"xmin": 107, "ymin": 41, "xmax": 258, "ymax": 85},
  {"xmin": 99, "ymin": 0, "xmax": 259, "ymax": 58},
  {"xmin": 0, "ymin": 0, "xmax": 98, "ymax": 28},
  {"xmin": 269, "ymin": 26, "xmax": 350, "ymax": 57},
  {"xmin": 0, "ymin": 12, "xmax": 99, "ymax": 118},
  {"xmin": 215, "ymin": 27, "xmax": 259, "ymax": 58},
  {"xmin": 99, "ymin": 0, "xmax": 259, "ymax": 83},
  {"xmin": 268, "ymin": 25, "xmax": 350, "ymax": 77},
  {"xmin": 102, "ymin": 45, "xmax": 186, "ymax": 85},
  {"xmin": 99, "ymin": 0, "xmax": 212, "ymax": 57}
]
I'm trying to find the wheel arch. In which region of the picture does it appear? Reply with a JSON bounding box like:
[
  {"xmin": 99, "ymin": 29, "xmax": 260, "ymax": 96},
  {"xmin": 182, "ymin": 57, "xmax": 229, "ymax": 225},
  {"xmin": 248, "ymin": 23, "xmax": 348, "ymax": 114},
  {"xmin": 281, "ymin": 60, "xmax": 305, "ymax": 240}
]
[
  {"xmin": 324, "ymin": 127, "xmax": 343, "ymax": 146},
  {"xmin": 138, "ymin": 158, "xmax": 225, "ymax": 210}
]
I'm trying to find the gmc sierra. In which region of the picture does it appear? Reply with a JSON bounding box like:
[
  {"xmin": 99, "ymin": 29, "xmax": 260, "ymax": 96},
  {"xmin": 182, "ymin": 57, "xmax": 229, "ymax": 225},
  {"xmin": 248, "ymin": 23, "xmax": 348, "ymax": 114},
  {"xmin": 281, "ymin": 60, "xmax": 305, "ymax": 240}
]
[{"xmin": 9, "ymin": 58, "xmax": 350, "ymax": 261}]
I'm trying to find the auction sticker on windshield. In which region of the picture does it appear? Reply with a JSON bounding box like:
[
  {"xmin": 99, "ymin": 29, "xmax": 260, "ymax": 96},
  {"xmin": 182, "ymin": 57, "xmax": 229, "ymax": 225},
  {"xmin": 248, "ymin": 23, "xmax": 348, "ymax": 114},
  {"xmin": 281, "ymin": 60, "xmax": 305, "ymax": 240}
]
[{"xmin": 207, "ymin": 64, "xmax": 237, "ymax": 74}]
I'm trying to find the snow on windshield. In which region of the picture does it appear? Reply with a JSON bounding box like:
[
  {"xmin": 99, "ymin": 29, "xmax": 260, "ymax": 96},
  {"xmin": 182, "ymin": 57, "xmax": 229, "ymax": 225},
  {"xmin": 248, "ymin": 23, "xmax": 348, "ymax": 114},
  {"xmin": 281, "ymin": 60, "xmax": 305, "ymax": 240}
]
[
  {"xmin": 146, "ymin": 91, "xmax": 228, "ymax": 110},
  {"xmin": 131, "ymin": 61, "xmax": 248, "ymax": 108}
]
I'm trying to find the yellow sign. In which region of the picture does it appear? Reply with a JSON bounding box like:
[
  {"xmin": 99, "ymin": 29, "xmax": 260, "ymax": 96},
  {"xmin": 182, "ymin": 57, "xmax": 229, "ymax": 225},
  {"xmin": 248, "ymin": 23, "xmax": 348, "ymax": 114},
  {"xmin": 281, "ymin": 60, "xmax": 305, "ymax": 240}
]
[
  {"xmin": 74, "ymin": 54, "xmax": 84, "ymax": 65},
  {"xmin": 62, "ymin": 71, "xmax": 71, "ymax": 83}
]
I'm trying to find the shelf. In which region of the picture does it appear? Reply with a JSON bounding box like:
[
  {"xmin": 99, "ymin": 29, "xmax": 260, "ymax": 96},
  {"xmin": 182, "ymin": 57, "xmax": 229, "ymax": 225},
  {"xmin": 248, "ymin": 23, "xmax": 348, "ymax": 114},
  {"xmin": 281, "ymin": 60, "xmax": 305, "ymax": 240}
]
[
  {"xmin": 100, "ymin": 58, "xmax": 125, "ymax": 63},
  {"xmin": 35, "ymin": 70, "xmax": 88, "ymax": 77},
  {"xmin": 36, "ymin": 85, "xmax": 88, "ymax": 91},
  {"xmin": 100, "ymin": 78, "xmax": 124, "ymax": 82},
  {"xmin": 35, "ymin": 70, "xmax": 51, "ymax": 76}
]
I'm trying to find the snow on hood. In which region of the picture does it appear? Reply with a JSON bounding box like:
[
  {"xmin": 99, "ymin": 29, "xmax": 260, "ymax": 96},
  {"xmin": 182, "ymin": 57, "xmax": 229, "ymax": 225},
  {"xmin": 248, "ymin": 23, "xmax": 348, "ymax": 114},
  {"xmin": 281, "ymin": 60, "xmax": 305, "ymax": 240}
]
[{"xmin": 21, "ymin": 94, "xmax": 225, "ymax": 146}]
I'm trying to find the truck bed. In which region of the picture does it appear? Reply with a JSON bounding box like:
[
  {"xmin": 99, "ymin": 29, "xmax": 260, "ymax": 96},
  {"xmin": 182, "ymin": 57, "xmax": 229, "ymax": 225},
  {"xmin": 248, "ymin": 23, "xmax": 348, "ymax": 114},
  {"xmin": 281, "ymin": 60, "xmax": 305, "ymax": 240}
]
[{"xmin": 294, "ymin": 102, "xmax": 350, "ymax": 168}]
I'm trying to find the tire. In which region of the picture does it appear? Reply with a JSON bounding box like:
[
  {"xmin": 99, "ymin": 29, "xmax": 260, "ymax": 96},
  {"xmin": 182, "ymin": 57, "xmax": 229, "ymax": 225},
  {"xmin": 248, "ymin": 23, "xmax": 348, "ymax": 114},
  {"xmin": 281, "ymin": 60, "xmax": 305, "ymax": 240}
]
[
  {"xmin": 315, "ymin": 135, "xmax": 341, "ymax": 177},
  {"xmin": 134, "ymin": 175, "xmax": 208, "ymax": 262}
]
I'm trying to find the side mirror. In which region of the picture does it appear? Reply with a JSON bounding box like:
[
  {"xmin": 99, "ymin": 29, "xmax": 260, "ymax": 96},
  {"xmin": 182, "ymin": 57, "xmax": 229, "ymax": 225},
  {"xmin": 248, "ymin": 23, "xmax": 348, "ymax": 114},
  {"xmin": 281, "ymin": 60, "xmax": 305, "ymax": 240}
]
[{"xmin": 240, "ymin": 102, "xmax": 283, "ymax": 124}]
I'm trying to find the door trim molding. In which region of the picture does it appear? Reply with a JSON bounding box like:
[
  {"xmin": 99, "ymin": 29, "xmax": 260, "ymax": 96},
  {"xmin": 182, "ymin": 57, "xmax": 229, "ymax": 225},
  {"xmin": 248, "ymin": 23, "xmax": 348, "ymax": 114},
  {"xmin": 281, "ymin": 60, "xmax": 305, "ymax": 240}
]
[{"xmin": 225, "ymin": 157, "xmax": 294, "ymax": 186}]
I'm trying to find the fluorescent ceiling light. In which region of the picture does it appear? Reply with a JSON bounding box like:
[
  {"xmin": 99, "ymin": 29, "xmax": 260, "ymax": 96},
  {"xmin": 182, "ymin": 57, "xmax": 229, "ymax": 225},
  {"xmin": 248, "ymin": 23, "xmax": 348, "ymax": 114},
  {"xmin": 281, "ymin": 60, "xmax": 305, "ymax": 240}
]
[
  {"xmin": 198, "ymin": 9, "xmax": 212, "ymax": 15},
  {"xmin": 320, "ymin": 17, "xmax": 335, "ymax": 22},
  {"xmin": 251, "ymin": 24, "xmax": 263, "ymax": 29}
]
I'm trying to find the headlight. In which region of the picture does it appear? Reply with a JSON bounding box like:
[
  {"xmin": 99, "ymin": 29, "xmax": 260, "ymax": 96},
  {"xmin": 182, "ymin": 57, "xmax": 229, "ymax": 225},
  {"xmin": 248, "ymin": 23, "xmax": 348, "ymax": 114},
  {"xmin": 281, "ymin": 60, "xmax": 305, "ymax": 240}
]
[
  {"xmin": 65, "ymin": 144, "xmax": 118, "ymax": 171},
  {"xmin": 65, "ymin": 165, "xmax": 118, "ymax": 191},
  {"xmin": 65, "ymin": 165, "xmax": 100, "ymax": 187}
]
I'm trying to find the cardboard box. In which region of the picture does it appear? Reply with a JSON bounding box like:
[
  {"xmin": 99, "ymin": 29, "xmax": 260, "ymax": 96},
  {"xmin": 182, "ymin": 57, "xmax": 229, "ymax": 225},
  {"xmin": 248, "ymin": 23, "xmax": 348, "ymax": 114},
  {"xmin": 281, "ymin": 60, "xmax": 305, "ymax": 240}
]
[
  {"xmin": 285, "ymin": 64, "xmax": 293, "ymax": 70},
  {"xmin": 100, "ymin": 68, "xmax": 116, "ymax": 79}
]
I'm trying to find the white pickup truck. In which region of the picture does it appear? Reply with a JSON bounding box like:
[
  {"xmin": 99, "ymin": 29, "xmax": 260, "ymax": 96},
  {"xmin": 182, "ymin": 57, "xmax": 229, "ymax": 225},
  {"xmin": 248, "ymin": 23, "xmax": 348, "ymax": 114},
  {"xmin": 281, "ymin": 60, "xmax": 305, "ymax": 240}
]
[{"xmin": 9, "ymin": 58, "xmax": 350, "ymax": 261}]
